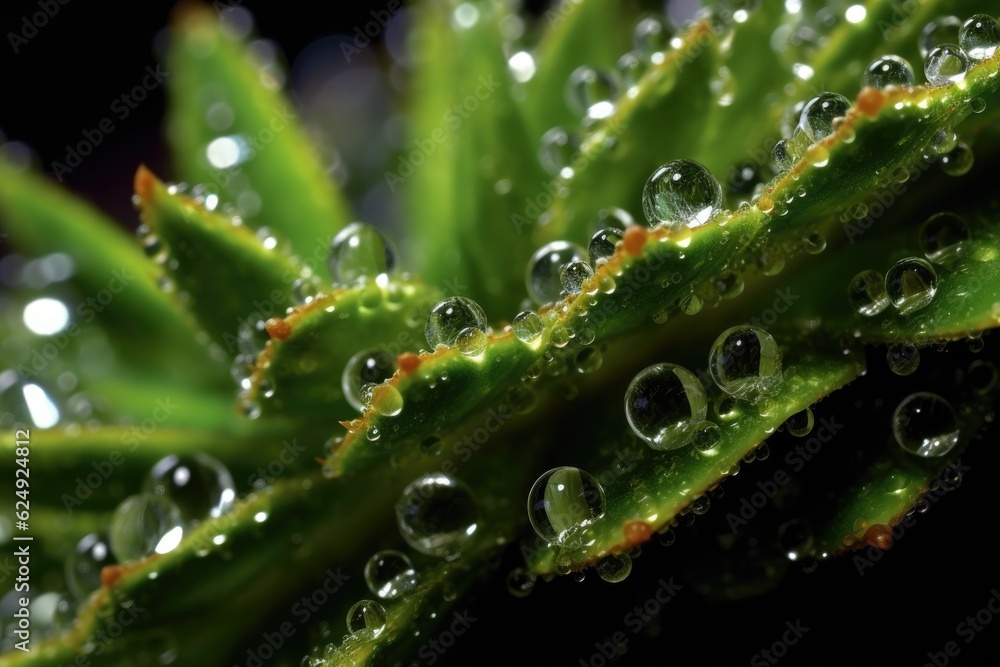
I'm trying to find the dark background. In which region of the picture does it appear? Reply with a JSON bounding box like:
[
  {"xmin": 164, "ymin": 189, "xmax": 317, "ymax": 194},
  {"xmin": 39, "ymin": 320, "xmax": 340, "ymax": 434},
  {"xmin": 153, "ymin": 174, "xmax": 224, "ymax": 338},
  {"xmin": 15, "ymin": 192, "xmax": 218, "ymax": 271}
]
[{"xmin": 2, "ymin": 2, "xmax": 998, "ymax": 666}]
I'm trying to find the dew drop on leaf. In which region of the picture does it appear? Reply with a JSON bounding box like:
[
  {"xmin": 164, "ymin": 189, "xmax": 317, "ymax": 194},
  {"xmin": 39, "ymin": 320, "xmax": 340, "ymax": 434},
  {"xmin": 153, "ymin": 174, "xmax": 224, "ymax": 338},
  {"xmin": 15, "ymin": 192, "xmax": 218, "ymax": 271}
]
[
  {"xmin": 885, "ymin": 258, "xmax": 937, "ymax": 314},
  {"xmin": 109, "ymin": 493, "xmax": 184, "ymax": 563},
  {"xmin": 328, "ymin": 222, "xmax": 396, "ymax": 286},
  {"xmin": 395, "ymin": 474, "xmax": 478, "ymax": 558},
  {"xmin": 425, "ymin": 296, "xmax": 488, "ymax": 349},
  {"xmin": 959, "ymin": 14, "xmax": 1000, "ymax": 61},
  {"xmin": 346, "ymin": 600, "xmax": 387, "ymax": 641},
  {"xmin": 527, "ymin": 466, "xmax": 606, "ymax": 544},
  {"xmin": 625, "ymin": 363, "xmax": 707, "ymax": 450},
  {"xmin": 342, "ymin": 349, "xmax": 397, "ymax": 412},
  {"xmin": 145, "ymin": 453, "xmax": 235, "ymax": 523},
  {"xmin": 848, "ymin": 269, "xmax": 889, "ymax": 316},
  {"xmin": 709, "ymin": 326, "xmax": 783, "ymax": 401},
  {"xmin": 923, "ymin": 44, "xmax": 969, "ymax": 86},
  {"xmin": 893, "ymin": 392, "xmax": 959, "ymax": 458},
  {"xmin": 526, "ymin": 241, "xmax": 587, "ymax": 305},
  {"xmin": 364, "ymin": 550, "xmax": 418, "ymax": 600},
  {"xmin": 642, "ymin": 159, "xmax": 722, "ymax": 228}
]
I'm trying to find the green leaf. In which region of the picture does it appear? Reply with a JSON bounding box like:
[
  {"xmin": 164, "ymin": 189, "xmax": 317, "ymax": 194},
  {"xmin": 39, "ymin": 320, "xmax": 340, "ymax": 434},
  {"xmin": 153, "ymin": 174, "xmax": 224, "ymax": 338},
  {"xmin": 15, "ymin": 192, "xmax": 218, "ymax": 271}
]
[{"xmin": 166, "ymin": 4, "xmax": 351, "ymax": 268}]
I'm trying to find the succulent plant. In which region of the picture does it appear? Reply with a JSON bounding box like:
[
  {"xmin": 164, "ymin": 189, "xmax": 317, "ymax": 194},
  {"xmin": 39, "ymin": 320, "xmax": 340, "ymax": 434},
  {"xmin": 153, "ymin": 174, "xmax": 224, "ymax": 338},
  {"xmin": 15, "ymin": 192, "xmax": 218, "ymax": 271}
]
[{"xmin": 2, "ymin": 0, "xmax": 1000, "ymax": 665}]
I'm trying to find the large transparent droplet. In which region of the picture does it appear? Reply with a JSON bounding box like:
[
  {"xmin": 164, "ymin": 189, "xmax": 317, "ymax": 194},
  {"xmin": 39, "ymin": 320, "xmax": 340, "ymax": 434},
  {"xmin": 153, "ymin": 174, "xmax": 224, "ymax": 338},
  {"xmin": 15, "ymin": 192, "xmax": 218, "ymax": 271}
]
[
  {"xmin": 893, "ymin": 392, "xmax": 959, "ymax": 457},
  {"xmin": 526, "ymin": 241, "xmax": 586, "ymax": 305},
  {"xmin": 342, "ymin": 349, "xmax": 397, "ymax": 411},
  {"xmin": 642, "ymin": 159, "xmax": 722, "ymax": 228},
  {"xmin": 847, "ymin": 269, "xmax": 889, "ymax": 316},
  {"xmin": 527, "ymin": 466, "xmax": 606, "ymax": 544},
  {"xmin": 924, "ymin": 44, "xmax": 969, "ymax": 86},
  {"xmin": 364, "ymin": 550, "xmax": 418, "ymax": 600},
  {"xmin": 425, "ymin": 297, "xmax": 488, "ymax": 349},
  {"xmin": 538, "ymin": 127, "xmax": 580, "ymax": 177},
  {"xmin": 785, "ymin": 408, "xmax": 814, "ymax": 437},
  {"xmin": 395, "ymin": 474, "xmax": 478, "ymax": 558},
  {"xmin": 862, "ymin": 55, "xmax": 914, "ymax": 89},
  {"xmin": 624, "ymin": 363, "xmax": 707, "ymax": 449},
  {"xmin": 920, "ymin": 16, "xmax": 961, "ymax": 58},
  {"xmin": 885, "ymin": 258, "xmax": 937, "ymax": 314},
  {"xmin": 328, "ymin": 222, "xmax": 396, "ymax": 286},
  {"xmin": 798, "ymin": 92, "xmax": 851, "ymax": 142},
  {"xmin": 959, "ymin": 14, "xmax": 1000, "ymax": 61},
  {"xmin": 512, "ymin": 310, "xmax": 544, "ymax": 343},
  {"xmin": 346, "ymin": 600, "xmax": 387, "ymax": 641},
  {"xmin": 66, "ymin": 533, "xmax": 117, "ymax": 600},
  {"xmin": 109, "ymin": 494, "xmax": 184, "ymax": 563},
  {"xmin": 920, "ymin": 212, "xmax": 971, "ymax": 263},
  {"xmin": 709, "ymin": 326, "xmax": 783, "ymax": 401},
  {"xmin": 589, "ymin": 227, "xmax": 624, "ymax": 264},
  {"xmin": 939, "ymin": 141, "xmax": 973, "ymax": 176},
  {"xmin": 145, "ymin": 454, "xmax": 235, "ymax": 523},
  {"xmin": 566, "ymin": 66, "xmax": 620, "ymax": 119}
]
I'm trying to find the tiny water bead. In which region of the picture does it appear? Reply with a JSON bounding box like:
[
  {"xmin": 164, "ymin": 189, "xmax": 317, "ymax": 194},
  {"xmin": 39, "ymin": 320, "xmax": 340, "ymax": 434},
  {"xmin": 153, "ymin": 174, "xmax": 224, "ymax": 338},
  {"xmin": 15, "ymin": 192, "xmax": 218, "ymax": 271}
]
[
  {"xmin": 395, "ymin": 474, "xmax": 479, "ymax": 558},
  {"xmin": 346, "ymin": 600, "xmax": 387, "ymax": 641},
  {"xmin": 526, "ymin": 241, "xmax": 587, "ymax": 305},
  {"xmin": 527, "ymin": 467, "xmax": 606, "ymax": 544},
  {"xmin": 802, "ymin": 232, "xmax": 826, "ymax": 254},
  {"xmin": 109, "ymin": 494, "xmax": 184, "ymax": 563},
  {"xmin": 920, "ymin": 16, "xmax": 962, "ymax": 58},
  {"xmin": 328, "ymin": 222, "xmax": 396, "ymax": 286},
  {"xmin": 66, "ymin": 533, "xmax": 116, "ymax": 600},
  {"xmin": 642, "ymin": 159, "xmax": 723, "ymax": 228},
  {"xmin": 342, "ymin": 349, "xmax": 397, "ymax": 412},
  {"xmin": 848, "ymin": 269, "xmax": 889, "ymax": 316},
  {"xmin": 566, "ymin": 65, "xmax": 620, "ymax": 119},
  {"xmin": 538, "ymin": 127, "xmax": 580, "ymax": 177},
  {"xmin": 709, "ymin": 326, "xmax": 783, "ymax": 401},
  {"xmin": 633, "ymin": 15, "xmax": 671, "ymax": 57},
  {"xmin": 589, "ymin": 227, "xmax": 624, "ymax": 264},
  {"xmin": 616, "ymin": 51, "xmax": 647, "ymax": 89},
  {"xmin": 364, "ymin": 550, "xmax": 418, "ymax": 600},
  {"xmin": 887, "ymin": 344, "xmax": 920, "ymax": 376},
  {"xmin": 920, "ymin": 212, "xmax": 971, "ymax": 263},
  {"xmin": 425, "ymin": 296, "xmax": 488, "ymax": 349},
  {"xmin": 939, "ymin": 141, "xmax": 974, "ymax": 177},
  {"xmin": 771, "ymin": 139, "xmax": 796, "ymax": 172},
  {"xmin": 893, "ymin": 392, "xmax": 960, "ymax": 458},
  {"xmin": 929, "ymin": 128, "xmax": 958, "ymax": 155},
  {"xmin": 505, "ymin": 567, "xmax": 537, "ymax": 598},
  {"xmin": 145, "ymin": 454, "xmax": 235, "ymax": 524},
  {"xmin": 560, "ymin": 260, "xmax": 594, "ymax": 295},
  {"xmin": 512, "ymin": 310, "xmax": 544, "ymax": 343},
  {"xmin": 924, "ymin": 44, "xmax": 969, "ymax": 86},
  {"xmin": 785, "ymin": 408, "xmax": 814, "ymax": 437},
  {"xmin": 596, "ymin": 553, "xmax": 632, "ymax": 583},
  {"xmin": 885, "ymin": 258, "xmax": 937, "ymax": 314},
  {"xmin": 624, "ymin": 363, "xmax": 707, "ymax": 450},
  {"xmin": 798, "ymin": 92, "xmax": 851, "ymax": 142},
  {"xmin": 862, "ymin": 55, "xmax": 914, "ymax": 89},
  {"xmin": 690, "ymin": 420, "xmax": 722, "ymax": 453},
  {"xmin": 959, "ymin": 14, "xmax": 1000, "ymax": 61}
]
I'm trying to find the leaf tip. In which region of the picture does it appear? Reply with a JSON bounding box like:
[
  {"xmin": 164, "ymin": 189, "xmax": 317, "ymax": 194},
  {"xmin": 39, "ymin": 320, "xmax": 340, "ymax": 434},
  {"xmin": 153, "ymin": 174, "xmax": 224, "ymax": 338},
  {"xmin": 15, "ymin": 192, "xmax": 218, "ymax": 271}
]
[{"xmin": 134, "ymin": 164, "xmax": 158, "ymax": 202}]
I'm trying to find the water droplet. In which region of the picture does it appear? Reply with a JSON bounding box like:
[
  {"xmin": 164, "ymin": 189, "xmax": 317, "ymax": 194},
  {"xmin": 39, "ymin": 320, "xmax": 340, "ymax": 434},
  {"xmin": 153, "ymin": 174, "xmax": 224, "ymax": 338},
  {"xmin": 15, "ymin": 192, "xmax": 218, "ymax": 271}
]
[
  {"xmin": 919, "ymin": 212, "xmax": 970, "ymax": 263},
  {"xmin": 506, "ymin": 567, "xmax": 537, "ymax": 598},
  {"xmin": 885, "ymin": 258, "xmax": 937, "ymax": 314},
  {"xmin": 566, "ymin": 66, "xmax": 620, "ymax": 119},
  {"xmin": 456, "ymin": 327, "xmax": 488, "ymax": 357},
  {"xmin": 370, "ymin": 384, "xmax": 404, "ymax": 417},
  {"xmin": 66, "ymin": 533, "xmax": 116, "ymax": 600},
  {"xmin": 596, "ymin": 553, "xmax": 632, "ymax": 583},
  {"xmin": 594, "ymin": 207, "xmax": 636, "ymax": 232},
  {"xmin": 633, "ymin": 15, "xmax": 671, "ymax": 57},
  {"xmin": 589, "ymin": 227, "xmax": 623, "ymax": 264},
  {"xmin": 681, "ymin": 293, "xmax": 703, "ymax": 316},
  {"xmin": 625, "ymin": 363, "xmax": 707, "ymax": 450},
  {"xmin": 785, "ymin": 408, "xmax": 814, "ymax": 437},
  {"xmin": 887, "ymin": 344, "xmax": 920, "ymax": 376},
  {"xmin": 893, "ymin": 392, "xmax": 959, "ymax": 457},
  {"xmin": 526, "ymin": 241, "xmax": 587, "ymax": 305},
  {"xmin": 939, "ymin": 141, "xmax": 973, "ymax": 176},
  {"xmin": 616, "ymin": 51, "xmax": 647, "ymax": 90},
  {"xmin": 574, "ymin": 348, "xmax": 603, "ymax": 374},
  {"xmin": 771, "ymin": 140, "xmax": 795, "ymax": 172},
  {"xmin": 346, "ymin": 600, "xmax": 386, "ymax": 641},
  {"xmin": 969, "ymin": 97, "xmax": 987, "ymax": 113},
  {"xmin": 924, "ymin": 44, "xmax": 969, "ymax": 86},
  {"xmin": 395, "ymin": 474, "xmax": 478, "ymax": 558},
  {"xmin": 709, "ymin": 326, "xmax": 783, "ymax": 401},
  {"xmin": 145, "ymin": 454, "xmax": 235, "ymax": 523},
  {"xmin": 291, "ymin": 277, "xmax": 318, "ymax": 305},
  {"xmin": 364, "ymin": 550, "xmax": 418, "ymax": 600},
  {"xmin": 798, "ymin": 92, "xmax": 851, "ymax": 142},
  {"xmin": 527, "ymin": 467, "xmax": 605, "ymax": 545},
  {"xmin": 778, "ymin": 520, "xmax": 813, "ymax": 559},
  {"xmin": 929, "ymin": 128, "xmax": 958, "ymax": 155},
  {"xmin": 328, "ymin": 222, "xmax": 396, "ymax": 286},
  {"xmin": 539, "ymin": 127, "xmax": 579, "ymax": 177},
  {"xmin": 848, "ymin": 269, "xmax": 889, "ymax": 316},
  {"xmin": 550, "ymin": 325, "xmax": 570, "ymax": 348},
  {"xmin": 757, "ymin": 247, "xmax": 786, "ymax": 276},
  {"xmin": 512, "ymin": 311, "xmax": 544, "ymax": 343},
  {"xmin": 560, "ymin": 260, "xmax": 594, "ymax": 296},
  {"xmin": 920, "ymin": 16, "xmax": 961, "ymax": 58},
  {"xmin": 109, "ymin": 494, "xmax": 184, "ymax": 563},
  {"xmin": 967, "ymin": 360, "xmax": 998, "ymax": 395},
  {"xmin": 642, "ymin": 159, "xmax": 722, "ymax": 228},
  {"xmin": 690, "ymin": 420, "xmax": 721, "ymax": 453},
  {"xmin": 862, "ymin": 55, "xmax": 914, "ymax": 89},
  {"xmin": 342, "ymin": 350, "xmax": 397, "ymax": 412},
  {"xmin": 425, "ymin": 297, "xmax": 488, "ymax": 349},
  {"xmin": 959, "ymin": 14, "xmax": 1000, "ymax": 61}
]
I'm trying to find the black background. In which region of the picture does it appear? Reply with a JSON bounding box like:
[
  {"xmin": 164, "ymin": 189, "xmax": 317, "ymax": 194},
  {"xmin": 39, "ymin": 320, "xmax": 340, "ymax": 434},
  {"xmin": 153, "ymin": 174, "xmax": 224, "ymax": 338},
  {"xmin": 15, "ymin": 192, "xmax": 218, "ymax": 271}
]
[{"xmin": 1, "ymin": 2, "xmax": 998, "ymax": 666}]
